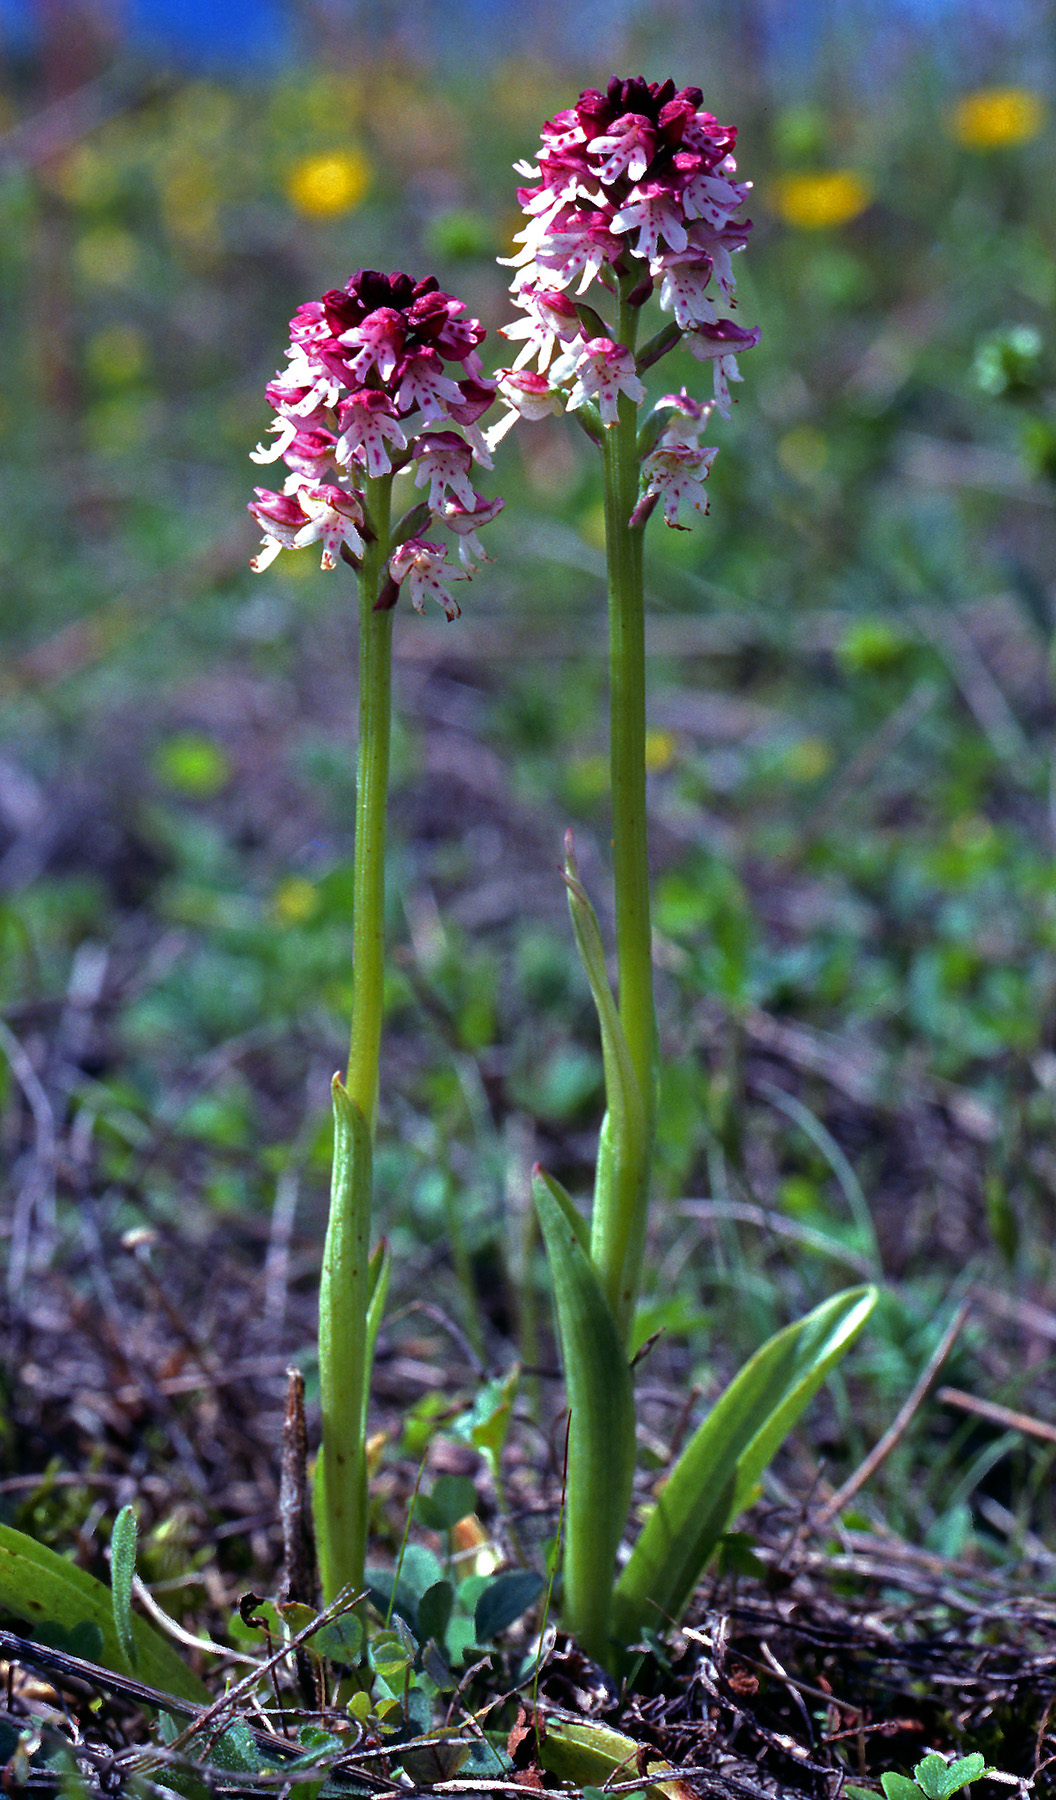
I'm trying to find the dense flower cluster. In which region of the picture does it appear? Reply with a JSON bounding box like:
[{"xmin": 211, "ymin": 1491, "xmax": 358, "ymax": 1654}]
[
  {"xmin": 493, "ymin": 76, "xmax": 759, "ymax": 529},
  {"xmin": 249, "ymin": 269, "xmax": 500, "ymax": 618}
]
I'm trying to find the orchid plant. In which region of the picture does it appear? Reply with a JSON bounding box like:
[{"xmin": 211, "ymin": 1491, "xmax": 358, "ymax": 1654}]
[
  {"xmin": 245, "ymin": 81, "xmax": 876, "ymax": 1666},
  {"xmin": 489, "ymin": 76, "xmax": 877, "ymax": 1665},
  {"xmin": 249, "ymin": 269, "xmax": 503, "ymax": 1606}
]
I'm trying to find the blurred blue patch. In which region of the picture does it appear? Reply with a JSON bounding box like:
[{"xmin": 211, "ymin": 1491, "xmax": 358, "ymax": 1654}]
[{"xmin": 124, "ymin": 0, "xmax": 292, "ymax": 70}]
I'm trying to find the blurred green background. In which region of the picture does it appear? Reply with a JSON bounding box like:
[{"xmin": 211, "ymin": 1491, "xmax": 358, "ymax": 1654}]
[{"xmin": 3, "ymin": 2, "xmax": 1056, "ymax": 1571}]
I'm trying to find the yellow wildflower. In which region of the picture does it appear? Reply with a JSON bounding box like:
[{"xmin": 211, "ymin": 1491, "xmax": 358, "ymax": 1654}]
[
  {"xmin": 770, "ymin": 170, "xmax": 872, "ymax": 230},
  {"xmin": 271, "ymin": 876, "xmax": 319, "ymax": 924},
  {"xmin": 949, "ymin": 87, "xmax": 1046, "ymax": 149},
  {"xmin": 644, "ymin": 728, "xmax": 677, "ymax": 773},
  {"xmin": 285, "ymin": 150, "xmax": 371, "ymax": 219}
]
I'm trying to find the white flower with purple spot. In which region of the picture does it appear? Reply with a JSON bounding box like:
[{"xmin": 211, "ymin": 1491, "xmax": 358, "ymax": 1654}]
[
  {"xmin": 388, "ymin": 538, "xmax": 468, "ymax": 621},
  {"xmin": 334, "ymin": 391, "xmax": 409, "ymax": 477},
  {"xmin": 412, "ymin": 431, "xmax": 480, "ymax": 510},
  {"xmin": 633, "ymin": 440, "xmax": 718, "ymax": 529}
]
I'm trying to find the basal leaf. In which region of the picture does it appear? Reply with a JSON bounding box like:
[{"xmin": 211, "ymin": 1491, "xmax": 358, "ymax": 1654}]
[
  {"xmin": 473, "ymin": 1569, "xmax": 544, "ymax": 1642},
  {"xmin": 0, "ymin": 1523, "xmax": 208, "ymax": 1702},
  {"xmin": 881, "ymin": 1775, "xmax": 927, "ymax": 1800},
  {"xmin": 612, "ymin": 1286, "xmax": 877, "ymax": 1641},
  {"xmin": 417, "ymin": 1475, "xmax": 478, "ymax": 1533}
]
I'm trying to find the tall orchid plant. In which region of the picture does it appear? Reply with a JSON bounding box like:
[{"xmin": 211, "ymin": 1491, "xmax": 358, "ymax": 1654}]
[
  {"xmin": 247, "ymin": 79, "xmax": 877, "ymax": 1665},
  {"xmin": 488, "ymin": 77, "xmax": 875, "ymax": 1663}
]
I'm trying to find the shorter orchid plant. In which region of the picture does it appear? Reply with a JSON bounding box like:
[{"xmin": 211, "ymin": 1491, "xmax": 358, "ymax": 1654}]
[{"xmin": 249, "ymin": 269, "xmax": 503, "ymax": 1608}]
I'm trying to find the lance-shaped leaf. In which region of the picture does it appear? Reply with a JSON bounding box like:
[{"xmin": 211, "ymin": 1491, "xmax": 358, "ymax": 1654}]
[
  {"xmin": 533, "ymin": 1168, "xmax": 636, "ymax": 1664},
  {"xmin": 109, "ymin": 1505, "xmax": 138, "ymax": 1671},
  {"xmin": 0, "ymin": 1523, "xmax": 208, "ymax": 1703},
  {"xmin": 612, "ymin": 1285, "xmax": 877, "ymax": 1642},
  {"xmin": 562, "ymin": 833, "xmax": 644, "ymax": 1161}
]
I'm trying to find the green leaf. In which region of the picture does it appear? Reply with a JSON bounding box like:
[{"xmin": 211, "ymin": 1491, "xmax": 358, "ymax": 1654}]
[
  {"xmin": 0, "ymin": 1523, "xmax": 208, "ymax": 1702},
  {"xmin": 531, "ymin": 1165, "xmax": 589, "ymax": 1252},
  {"xmin": 612, "ymin": 1285, "xmax": 877, "ymax": 1641},
  {"xmin": 451, "ymin": 1366, "xmax": 519, "ymax": 1485},
  {"xmin": 881, "ymin": 1775, "xmax": 927, "ymax": 1800},
  {"xmin": 371, "ymin": 1621, "xmax": 415, "ymax": 1685},
  {"xmin": 109, "ymin": 1506, "xmax": 138, "ymax": 1671},
  {"xmin": 417, "ymin": 1475, "xmax": 478, "ymax": 1533},
  {"xmin": 473, "ymin": 1569, "xmax": 544, "ymax": 1642},
  {"xmin": 400, "ymin": 1732, "xmax": 471, "ymax": 1784},
  {"xmin": 533, "ymin": 1170, "xmax": 637, "ymax": 1662},
  {"xmin": 309, "ymin": 1611, "xmax": 364, "ymax": 1665},
  {"xmin": 561, "ymin": 840, "xmax": 645, "ymax": 1179},
  {"xmin": 913, "ymin": 1754, "xmax": 990, "ymax": 1799},
  {"xmin": 535, "ymin": 1716, "xmax": 691, "ymax": 1800},
  {"xmin": 416, "ymin": 1580, "xmax": 454, "ymax": 1648},
  {"xmin": 366, "ymin": 1544, "xmax": 445, "ymax": 1641},
  {"xmin": 202, "ymin": 1723, "xmax": 264, "ymax": 1774}
]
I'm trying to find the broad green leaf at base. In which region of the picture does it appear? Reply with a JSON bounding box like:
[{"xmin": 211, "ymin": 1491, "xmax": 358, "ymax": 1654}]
[
  {"xmin": 612, "ymin": 1284, "xmax": 877, "ymax": 1642},
  {"xmin": 0, "ymin": 1523, "xmax": 208, "ymax": 1702}
]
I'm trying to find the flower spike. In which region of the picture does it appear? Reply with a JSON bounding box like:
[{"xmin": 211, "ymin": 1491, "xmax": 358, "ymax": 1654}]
[
  {"xmin": 493, "ymin": 73, "xmax": 758, "ymax": 521},
  {"xmin": 248, "ymin": 268, "xmax": 500, "ymax": 593}
]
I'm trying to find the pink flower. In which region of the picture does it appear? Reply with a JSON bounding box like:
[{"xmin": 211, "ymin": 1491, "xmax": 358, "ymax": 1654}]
[
  {"xmin": 500, "ymin": 286, "xmax": 582, "ymax": 371},
  {"xmin": 437, "ymin": 493, "xmax": 505, "ymax": 569},
  {"xmin": 249, "ymin": 483, "xmax": 366, "ymax": 572},
  {"xmin": 587, "ymin": 112, "xmax": 658, "ymax": 184},
  {"xmin": 334, "ymin": 390, "xmax": 409, "ymax": 476},
  {"xmin": 656, "ymin": 257, "xmax": 718, "ymax": 331},
  {"xmin": 249, "ymin": 268, "xmax": 501, "ymax": 592},
  {"xmin": 497, "ymin": 74, "xmax": 757, "ymax": 477},
  {"xmin": 655, "ymin": 388, "xmax": 715, "ymax": 433},
  {"xmin": 393, "ymin": 347, "xmax": 468, "ymax": 421},
  {"xmin": 412, "ymin": 431, "xmax": 480, "ymax": 510},
  {"xmin": 609, "ymin": 182, "xmax": 690, "ymax": 263},
  {"xmin": 485, "ymin": 369, "xmax": 565, "ymax": 448},
  {"xmin": 686, "ymin": 317, "xmax": 762, "ymax": 417}
]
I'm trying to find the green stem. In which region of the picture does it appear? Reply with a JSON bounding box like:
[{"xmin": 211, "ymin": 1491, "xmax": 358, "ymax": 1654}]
[
  {"xmin": 589, "ymin": 290, "xmax": 658, "ymax": 1344},
  {"xmin": 316, "ymin": 473, "xmax": 394, "ymax": 1605},
  {"xmin": 347, "ymin": 475, "xmax": 396, "ymax": 1128}
]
